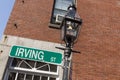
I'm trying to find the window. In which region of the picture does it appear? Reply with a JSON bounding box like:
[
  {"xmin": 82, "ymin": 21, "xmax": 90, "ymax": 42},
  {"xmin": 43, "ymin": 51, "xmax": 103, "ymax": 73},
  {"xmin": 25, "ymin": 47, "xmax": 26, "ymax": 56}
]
[
  {"xmin": 11, "ymin": 58, "xmax": 57, "ymax": 72},
  {"xmin": 8, "ymin": 72, "xmax": 56, "ymax": 80},
  {"xmin": 49, "ymin": 0, "xmax": 76, "ymax": 28},
  {"xmin": 3, "ymin": 58, "xmax": 60, "ymax": 80}
]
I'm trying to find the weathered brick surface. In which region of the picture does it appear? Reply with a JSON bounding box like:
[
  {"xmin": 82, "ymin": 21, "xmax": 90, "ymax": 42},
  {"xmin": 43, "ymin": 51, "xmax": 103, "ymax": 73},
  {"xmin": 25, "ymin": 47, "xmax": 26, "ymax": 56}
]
[
  {"xmin": 5, "ymin": 0, "xmax": 61, "ymax": 42},
  {"xmin": 4, "ymin": 0, "xmax": 120, "ymax": 79}
]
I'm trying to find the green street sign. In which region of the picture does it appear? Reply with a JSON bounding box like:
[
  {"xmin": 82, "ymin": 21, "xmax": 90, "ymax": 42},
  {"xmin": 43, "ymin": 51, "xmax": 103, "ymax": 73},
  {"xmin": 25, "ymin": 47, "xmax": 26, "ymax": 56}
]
[{"xmin": 9, "ymin": 45, "xmax": 63, "ymax": 65}]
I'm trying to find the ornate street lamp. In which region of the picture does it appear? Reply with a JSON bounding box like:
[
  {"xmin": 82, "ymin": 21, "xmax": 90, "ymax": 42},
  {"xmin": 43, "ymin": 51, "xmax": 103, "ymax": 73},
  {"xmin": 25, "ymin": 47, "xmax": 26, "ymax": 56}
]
[
  {"xmin": 59, "ymin": 5, "xmax": 82, "ymax": 80},
  {"xmin": 61, "ymin": 5, "xmax": 82, "ymax": 46}
]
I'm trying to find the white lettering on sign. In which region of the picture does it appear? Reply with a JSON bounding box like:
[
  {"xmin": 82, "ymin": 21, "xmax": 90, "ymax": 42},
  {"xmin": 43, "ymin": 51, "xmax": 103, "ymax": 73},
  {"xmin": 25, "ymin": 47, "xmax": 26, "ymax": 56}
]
[
  {"xmin": 15, "ymin": 48, "xmax": 44, "ymax": 60},
  {"xmin": 50, "ymin": 57, "xmax": 56, "ymax": 62}
]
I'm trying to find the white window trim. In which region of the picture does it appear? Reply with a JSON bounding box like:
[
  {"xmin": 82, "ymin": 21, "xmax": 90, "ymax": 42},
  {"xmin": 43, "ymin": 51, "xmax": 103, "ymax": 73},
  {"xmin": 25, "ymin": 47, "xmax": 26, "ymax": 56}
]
[
  {"xmin": 6, "ymin": 70, "xmax": 60, "ymax": 80},
  {"xmin": 9, "ymin": 58, "xmax": 59, "ymax": 76},
  {"xmin": 3, "ymin": 58, "xmax": 61, "ymax": 80},
  {"xmin": 9, "ymin": 67, "xmax": 59, "ymax": 77}
]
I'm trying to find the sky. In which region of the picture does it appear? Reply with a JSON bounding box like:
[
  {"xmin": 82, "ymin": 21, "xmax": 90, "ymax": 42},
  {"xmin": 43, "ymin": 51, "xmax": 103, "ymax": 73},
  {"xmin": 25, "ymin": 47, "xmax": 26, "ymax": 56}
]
[{"xmin": 0, "ymin": 0, "xmax": 15, "ymax": 40}]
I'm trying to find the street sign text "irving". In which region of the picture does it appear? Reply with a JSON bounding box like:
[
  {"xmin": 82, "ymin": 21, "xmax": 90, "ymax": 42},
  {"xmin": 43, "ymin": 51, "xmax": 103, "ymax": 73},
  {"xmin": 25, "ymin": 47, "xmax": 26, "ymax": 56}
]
[{"xmin": 9, "ymin": 45, "xmax": 62, "ymax": 65}]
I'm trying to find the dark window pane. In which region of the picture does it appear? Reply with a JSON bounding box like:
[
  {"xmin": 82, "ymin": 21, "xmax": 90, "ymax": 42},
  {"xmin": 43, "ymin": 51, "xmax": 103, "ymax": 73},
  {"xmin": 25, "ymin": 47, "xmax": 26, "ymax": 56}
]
[
  {"xmin": 26, "ymin": 74, "xmax": 32, "ymax": 80},
  {"xmin": 50, "ymin": 64, "xmax": 57, "ymax": 72},
  {"xmin": 8, "ymin": 72, "xmax": 16, "ymax": 80},
  {"xmin": 33, "ymin": 75, "xmax": 40, "ymax": 80},
  {"xmin": 50, "ymin": 0, "xmax": 75, "ymax": 25},
  {"xmin": 26, "ymin": 60, "xmax": 35, "ymax": 68},
  {"xmin": 17, "ymin": 73, "xmax": 24, "ymax": 80},
  {"xmin": 12, "ymin": 59, "xmax": 35, "ymax": 68},
  {"xmin": 11, "ymin": 58, "xmax": 21, "ymax": 67},
  {"xmin": 50, "ymin": 77, "xmax": 56, "ymax": 80},
  {"xmin": 36, "ymin": 62, "xmax": 49, "ymax": 71},
  {"xmin": 55, "ymin": 0, "xmax": 73, "ymax": 10},
  {"xmin": 36, "ymin": 62, "xmax": 46, "ymax": 67},
  {"xmin": 54, "ymin": 9, "xmax": 67, "ymax": 16},
  {"xmin": 20, "ymin": 62, "xmax": 31, "ymax": 69},
  {"xmin": 20, "ymin": 60, "xmax": 34, "ymax": 69},
  {"xmin": 41, "ymin": 76, "xmax": 48, "ymax": 80}
]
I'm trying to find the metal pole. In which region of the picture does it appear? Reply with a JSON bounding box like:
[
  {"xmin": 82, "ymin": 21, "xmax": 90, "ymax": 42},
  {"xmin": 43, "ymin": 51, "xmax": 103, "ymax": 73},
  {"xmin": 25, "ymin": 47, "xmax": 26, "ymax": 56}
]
[
  {"xmin": 62, "ymin": 56, "xmax": 69, "ymax": 80},
  {"xmin": 62, "ymin": 43, "xmax": 71, "ymax": 80}
]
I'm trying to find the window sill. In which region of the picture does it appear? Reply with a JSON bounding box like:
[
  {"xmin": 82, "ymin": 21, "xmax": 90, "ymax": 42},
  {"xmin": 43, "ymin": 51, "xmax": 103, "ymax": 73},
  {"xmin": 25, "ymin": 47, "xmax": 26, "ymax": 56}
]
[{"xmin": 49, "ymin": 23, "xmax": 61, "ymax": 29}]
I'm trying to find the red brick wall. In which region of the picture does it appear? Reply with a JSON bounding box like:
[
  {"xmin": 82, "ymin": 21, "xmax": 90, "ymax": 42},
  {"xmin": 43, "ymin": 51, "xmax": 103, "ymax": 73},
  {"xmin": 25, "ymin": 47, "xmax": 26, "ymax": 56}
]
[
  {"xmin": 72, "ymin": 0, "xmax": 120, "ymax": 79},
  {"xmin": 4, "ymin": 0, "xmax": 61, "ymax": 42},
  {"xmin": 4, "ymin": 0, "xmax": 120, "ymax": 79}
]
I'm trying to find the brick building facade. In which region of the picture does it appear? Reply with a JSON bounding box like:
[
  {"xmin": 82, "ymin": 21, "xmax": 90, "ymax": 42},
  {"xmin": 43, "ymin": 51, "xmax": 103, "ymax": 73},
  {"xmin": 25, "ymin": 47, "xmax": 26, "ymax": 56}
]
[{"xmin": 0, "ymin": 0, "xmax": 120, "ymax": 80}]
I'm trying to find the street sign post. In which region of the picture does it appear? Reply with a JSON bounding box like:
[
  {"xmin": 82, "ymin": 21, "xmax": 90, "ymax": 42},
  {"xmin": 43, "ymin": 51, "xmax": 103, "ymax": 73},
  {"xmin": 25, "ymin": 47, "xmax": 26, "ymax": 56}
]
[{"xmin": 9, "ymin": 45, "xmax": 62, "ymax": 65}]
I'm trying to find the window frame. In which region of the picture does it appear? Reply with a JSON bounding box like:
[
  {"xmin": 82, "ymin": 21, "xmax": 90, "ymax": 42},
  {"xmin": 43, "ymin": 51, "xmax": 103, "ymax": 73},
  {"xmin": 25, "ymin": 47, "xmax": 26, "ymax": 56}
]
[
  {"xmin": 3, "ymin": 57, "xmax": 61, "ymax": 80},
  {"xmin": 49, "ymin": 0, "xmax": 76, "ymax": 29}
]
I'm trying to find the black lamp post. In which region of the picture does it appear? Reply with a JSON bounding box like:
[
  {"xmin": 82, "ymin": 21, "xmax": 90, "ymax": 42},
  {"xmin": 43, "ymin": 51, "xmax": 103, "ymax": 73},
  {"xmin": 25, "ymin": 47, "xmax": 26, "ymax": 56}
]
[
  {"xmin": 61, "ymin": 5, "xmax": 82, "ymax": 46},
  {"xmin": 60, "ymin": 5, "xmax": 82, "ymax": 80}
]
